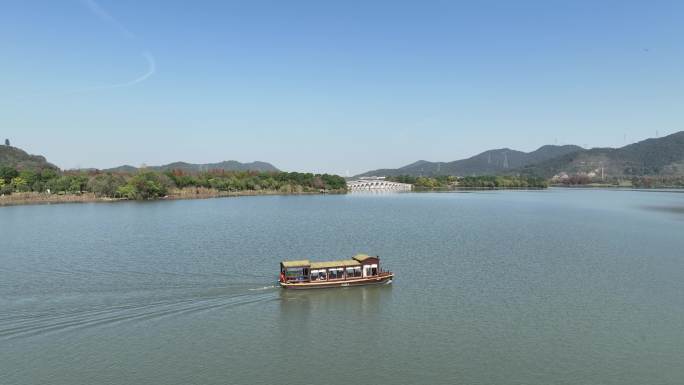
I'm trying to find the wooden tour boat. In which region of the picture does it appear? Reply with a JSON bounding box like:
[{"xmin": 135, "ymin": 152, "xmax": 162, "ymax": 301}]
[{"xmin": 279, "ymin": 254, "xmax": 393, "ymax": 289}]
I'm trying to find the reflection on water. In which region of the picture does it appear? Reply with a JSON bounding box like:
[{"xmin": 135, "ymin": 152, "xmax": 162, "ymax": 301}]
[
  {"xmin": 641, "ymin": 205, "xmax": 684, "ymax": 216},
  {"xmin": 277, "ymin": 285, "xmax": 393, "ymax": 339},
  {"xmin": 275, "ymin": 285, "xmax": 394, "ymax": 373},
  {"xmin": 279, "ymin": 285, "xmax": 393, "ymax": 316}
]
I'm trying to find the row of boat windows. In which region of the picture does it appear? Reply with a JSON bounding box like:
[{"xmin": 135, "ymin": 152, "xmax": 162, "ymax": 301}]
[
  {"xmin": 311, "ymin": 267, "xmax": 363, "ymax": 280},
  {"xmin": 285, "ymin": 265, "xmax": 378, "ymax": 281}
]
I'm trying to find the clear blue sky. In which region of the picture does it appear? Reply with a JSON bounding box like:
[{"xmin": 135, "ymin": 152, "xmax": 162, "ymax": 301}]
[{"xmin": 2, "ymin": 0, "xmax": 683, "ymax": 174}]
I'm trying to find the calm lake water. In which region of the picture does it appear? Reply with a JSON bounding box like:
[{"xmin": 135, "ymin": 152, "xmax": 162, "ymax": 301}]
[{"xmin": 1, "ymin": 189, "xmax": 683, "ymax": 385}]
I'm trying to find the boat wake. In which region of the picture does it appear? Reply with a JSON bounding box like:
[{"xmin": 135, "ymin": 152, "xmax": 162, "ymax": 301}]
[
  {"xmin": 248, "ymin": 285, "xmax": 277, "ymax": 291},
  {"xmin": 0, "ymin": 288, "xmax": 278, "ymax": 341}
]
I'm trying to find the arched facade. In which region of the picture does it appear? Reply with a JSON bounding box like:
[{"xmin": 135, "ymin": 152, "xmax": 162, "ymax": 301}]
[{"xmin": 346, "ymin": 179, "xmax": 412, "ymax": 191}]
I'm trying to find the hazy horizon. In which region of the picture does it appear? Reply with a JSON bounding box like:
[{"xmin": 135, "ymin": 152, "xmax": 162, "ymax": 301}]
[{"xmin": 3, "ymin": 1, "xmax": 684, "ymax": 175}]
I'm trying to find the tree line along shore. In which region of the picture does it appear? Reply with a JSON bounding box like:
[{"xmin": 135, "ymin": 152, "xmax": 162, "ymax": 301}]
[
  {"xmin": 4, "ymin": 165, "xmax": 682, "ymax": 207},
  {"xmin": 386, "ymin": 175, "xmax": 550, "ymax": 189},
  {"xmin": 0, "ymin": 166, "xmax": 347, "ymax": 206},
  {"xmin": 386, "ymin": 174, "xmax": 684, "ymax": 189}
]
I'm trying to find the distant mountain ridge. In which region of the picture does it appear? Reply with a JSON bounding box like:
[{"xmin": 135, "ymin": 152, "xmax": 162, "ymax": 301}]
[
  {"xmin": 358, "ymin": 132, "xmax": 684, "ymax": 178},
  {"xmin": 0, "ymin": 145, "xmax": 59, "ymax": 171},
  {"xmin": 358, "ymin": 145, "xmax": 583, "ymax": 177},
  {"xmin": 519, "ymin": 131, "xmax": 684, "ymax": 178},
  {"xmin": 0, "ymin": 144, "xmax": 280, "ymax": 174},
  {"xmin": 104, "ymin": 160, "xmax": 279, "ymax": 173}
]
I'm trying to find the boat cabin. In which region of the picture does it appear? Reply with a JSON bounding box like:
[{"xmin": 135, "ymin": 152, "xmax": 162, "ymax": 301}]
[{"xmin": 280, "ymin": 254, "xmax": 382, "ymax": 283}]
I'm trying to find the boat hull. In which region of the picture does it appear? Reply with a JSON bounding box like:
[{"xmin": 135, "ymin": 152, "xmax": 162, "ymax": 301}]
[{"xmin": 279, "ymin": 273, "xmax": 393, "ymax": 290}]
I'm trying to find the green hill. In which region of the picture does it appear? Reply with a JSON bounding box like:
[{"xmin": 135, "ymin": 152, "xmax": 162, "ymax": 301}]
[
  {"xmin": 357, "ymin": 145, "xmax": 583, "ymax": 177},
  {"xmin": 0, "ymin": 145, "xmax": 59, "ymax": 171},
  {"xmin": 0, "ymin": 145, "xmax": 280, "ymax": 175},
  {"xmin": 518, "ymin": 131, "xmax": 684, "ymax": 178},
  {"xmin": 103, "ymin": 160, "xmax": 279, "ymax": 173},
  {"xmin": 357, "ymin": 131, "xmax": 684, "ymax": 179}
]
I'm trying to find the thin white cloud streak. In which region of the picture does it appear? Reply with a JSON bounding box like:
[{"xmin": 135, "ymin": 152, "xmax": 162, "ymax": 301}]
[
  {"xmin": 2, "ymin": 1, "xmax": 159, "ymax": 107},
  {"xmin": 77, "ymin": 0, "xmax": 156, "ymax": 91},
  {"xmin": 73, "ymin": 51, "xmax": 156, "ymax": 92},
  {"xmin": 81, "ymin": 0, "xmax": 135, "ymax": 39},
  {"xmin": 11, "ymin": 51, "xmax": 156, "ymax": 102},
  {"xmin": 10, "ymin": 1, "xmax": 156, "ymax": 101}
]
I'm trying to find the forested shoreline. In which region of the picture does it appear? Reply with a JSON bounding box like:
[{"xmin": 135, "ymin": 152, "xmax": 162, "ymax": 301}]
[
  {"xmin": 386, "ymin": 175, "xmax": 549, "ymax": 189},
  {"xmin": 0, "ymin": 166, "xmax": 346, "ymax": 206}
]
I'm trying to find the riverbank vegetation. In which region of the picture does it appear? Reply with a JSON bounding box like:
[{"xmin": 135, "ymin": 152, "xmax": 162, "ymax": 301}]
[
  {"xmin": 630, "ymin": 176, "xmax": 684, "ymax": 188},
  {"xmin": 386, "ymin": 175, "xmax": 549, "ymax": 189},
  {"xmin": 550, "ymin": 174, "xmax": 684, "ymax": 188},
  {"xmin": 0, "ymin": 166, "xmax": 347, "ymax": 205},
  {"xmin": 631, "ymin": 176, "xmax": 684, "ymax": 188}
]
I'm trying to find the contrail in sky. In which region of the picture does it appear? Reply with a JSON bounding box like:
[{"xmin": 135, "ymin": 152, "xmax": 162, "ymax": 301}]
[
  {"xmin": 45, "ymin": 0, "xmax": 157, "ymax": 95},
  {"xmin": 12, "ymin": 51, "xmax": 156, "ymax": 101},
  {"xmin": 7, "ymin": 0, "xmax": 154, "ymax": 103},
  {"xmin": 81, "ymin": 0, "xmax": 136, "ymax": 39},
  {"xmin": 73, "ymin": 51, "xmax": 156, "ymax": 92},
  {"xmin": 108, "ymin": 51, "xmax": 156, "ymax": 88},
  {"xmin": 79, "ymin": 0, "xmax": 156, "ymax": 90}
]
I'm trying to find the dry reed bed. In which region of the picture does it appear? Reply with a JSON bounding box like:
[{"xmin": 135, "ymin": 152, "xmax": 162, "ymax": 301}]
[{"xmin": 0, "ymin": 188, "xmax": 335, "ymax": 207}]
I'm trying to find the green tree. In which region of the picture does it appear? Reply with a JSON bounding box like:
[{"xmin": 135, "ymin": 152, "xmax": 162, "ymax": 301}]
[
  {"xmin": 40, "ymin": 169, "xmax": 58, "ymax": 182},
  {"xmin": 320, "ymin": 174, "xmax": 346, "ymax": 190},
  {"xmin": 68, "ymin": 175, "xmax": 89, "ymax": 193},
  {"xmin": 116, "ymin": 184, "xmax": 137, "ymax": 199},
  {"xmin": 87, "ymin": 174, "xmax": 126, "ymax": 197},
  {"xmin": 119, "ymin": 171, "xmax": 172, "ymax": 200},
  {"xmin": 46, "ymin": 176, "xmax": 72, "ymax": 193},
  {"xmin": 0, "ymin": 166, "xmax": 18, "ymax": 183},
  {"xmin": 11, "ymin": 176, "xmax": 29, "ymax": 192},
  {"xmin": 19, "ymin": 170, "xmax": 39, "ymax": 189},
  {"xmin": 164, "ymin": 170, "xmax": 197, "ymax": 188},
  {"xmin": 32, "ymin": 180, "xmax": 46, "ymax": 193}
]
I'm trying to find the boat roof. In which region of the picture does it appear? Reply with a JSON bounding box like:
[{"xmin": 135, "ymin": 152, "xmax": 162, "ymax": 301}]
[
  {"xmin": 281, "ymin": 260, "xmax": 310, "ymax": 268},
  {"xmin": 311, "ymin": 259, "xmax": 361, "ymax": 269},
  {"xmin": 281, "ymin": 254, "xmax": 375, "ymax": 269},
  {"xmin": 352, "ymin": 254, "xmax": 375, "ymax": 262}
]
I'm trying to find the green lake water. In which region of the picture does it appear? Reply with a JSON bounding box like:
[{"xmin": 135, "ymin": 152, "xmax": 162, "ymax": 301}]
[{"xmin": 1, "ymin": 189, "xmax": 683, "ymax": 385}]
